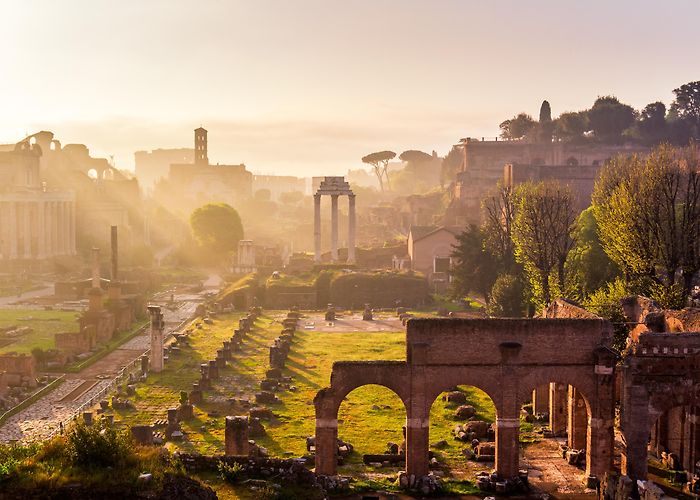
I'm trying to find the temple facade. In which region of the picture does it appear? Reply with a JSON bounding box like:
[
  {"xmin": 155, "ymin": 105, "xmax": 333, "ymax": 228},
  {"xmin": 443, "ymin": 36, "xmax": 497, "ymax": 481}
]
[{"xmin": 0, "ymin": 141, "xmax": 76, "ymax": 261}]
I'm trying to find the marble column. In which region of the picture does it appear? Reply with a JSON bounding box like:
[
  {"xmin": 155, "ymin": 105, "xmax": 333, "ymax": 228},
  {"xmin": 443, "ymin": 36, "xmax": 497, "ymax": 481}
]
[
  {"xmin": 347, "ymin": 194, "xmax": 356, "ymax": 264},
  {"xmin": 37, "ymin": 201, "xmax": 46, "ymax": 259},
  {"xmin": 91, "ymin": 247, "xmax": 101, "ymax": 289},
  {"xmin": 22, "ymin": 202, "xmax": 31, "ymax": 258},
  {"xmin": 51, "ymin": 202, "xmax": 59, "ymax": 257},
  {"xmin": 69, "ymin": 202, "xmax": 76, "ymax": 255},
  {"xmin": 330, "ymin": 194, "xmax": 339, "ymax": 263},
  {"xmin": 8, "ymin": 201, "xmax": 17, "ymax": 260},
  {"xmin": 313, "ymin": 194, "xmax": 321, "ymax": 263},
  {"xmin": 59, "ymin": 202, "xmax": 67, "ymax": 255}
]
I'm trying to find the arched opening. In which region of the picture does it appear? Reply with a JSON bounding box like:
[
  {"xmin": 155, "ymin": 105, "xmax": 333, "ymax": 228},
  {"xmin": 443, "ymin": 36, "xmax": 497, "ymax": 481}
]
[
  {"xmin": 566, "ymin": 156, "xmax": 579, "ymax": 166},
  {"xmin": 87, "ymin": 168, "xmax": 98, "ymax": 180},
  {"xmin": 336, "ymin": 384, "xmax": 407, "ymax": 473},
  {"xmin": 428, "ymin": 385, "xmax": 497, "ymax": 480},
  {"xmin": 649, "ymin": 405, "xmax": 700, "ymax": 483},
  {"xmin": 520, "ymin": 382, "xmax": 592, "ymax": 495}
]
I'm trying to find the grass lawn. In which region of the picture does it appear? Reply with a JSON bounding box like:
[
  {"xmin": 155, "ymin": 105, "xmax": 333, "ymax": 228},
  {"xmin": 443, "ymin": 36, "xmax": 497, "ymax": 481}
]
[{"xmin": 0, "ymin": 309, "xmax": 79, "ymax": 354}]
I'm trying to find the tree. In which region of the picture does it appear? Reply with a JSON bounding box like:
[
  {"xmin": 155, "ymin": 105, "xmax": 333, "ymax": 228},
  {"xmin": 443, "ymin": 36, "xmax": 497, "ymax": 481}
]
[
  {"xmin": 637, "ymin": 102, "xmax": 667, "ymax": 144},
  {"xmin": 588, "ymin": 96, "xmax": 636, "ymax": 143},
  {"xmin": 670, "ymin": 81, "xmax": 700, "ymax": 140},
  {"xmin": 279, "ymin": 190, "xmax": 304, "ymax": 205},
  {"xmin": 486, "ymin": 274, "xmax": 525, "ymax": 317},
  {"xmin": 538, "ymin": 100, "xmax": 554, "ymax": 143},
  {"xmin": 190, "ymin": 203, "xmax": 244, "ymax": 256},
  {"xmin": 592, "ymin": 144, "xmax": 700, "ymax": 297},
  {"xmin": 399, "ymin": 150, "xmax": 433, "ymax": 165},
  {"xmin": 565, "ymin": 207, "xmax": 620, "ymax": 301},
  {"xmin": 450, "ymin": 224, "xmax": 499, "ymax": 302},
  {"xmin": 361, "ymin": 151, "xmax": 396, "ymax": 191},
  {"xmin": 254, "ymin": 188, "xmax": 271, "ymax": 201},
  {"xmin": 481, "ymin": 182, "xmax": 517, "ymax": 272},
  {"xmin": 441, "ymin": 145, "xmax": 462, "ymax": 188},
  {"xmin": 555, "ymin": 111, "xmax": 589, "ymax": 142},
  {"xmin": 512, "ymin": 181, "xmax": 578, "ymax": 308},
  {"xmin": 499, "ymin": 113, "xmax": 536, "ymax": 140}
]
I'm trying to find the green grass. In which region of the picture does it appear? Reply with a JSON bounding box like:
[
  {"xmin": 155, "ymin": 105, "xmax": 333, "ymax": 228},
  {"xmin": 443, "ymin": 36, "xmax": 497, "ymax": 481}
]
[{"xmin": 0, "ymin": 309, "xmax": 79, "ymax": 354}]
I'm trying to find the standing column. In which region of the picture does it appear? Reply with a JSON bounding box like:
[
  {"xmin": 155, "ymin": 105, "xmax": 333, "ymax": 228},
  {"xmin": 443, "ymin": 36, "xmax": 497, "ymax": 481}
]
[
  {"xmin": 22, "ymin": 202, "xmax": 31, "ymax": 258},
  {"xmin": 568, "ymin": 386, "xmax": 588, "ymax": 450},
  {"xmin": 8, "ymin": 201, "xmax": 17, "ymax": 260},
  {"xmin": 313, "ymin": 194, "xmax": 321, "ymax": 263},
  {"xmin": 69, "ymin": 202, "xmax": 76, "ymax": 255},
  {"xmin": 51, "ymin": 202, "xmax": 59, "ymax": 256},
  {"xmin": 148, "ymin": 305, "xmax": 164, "ymax": 373},
  {"xmin": 330, "ymin": 194, "xmax": 339, "ymax": 263},
  {"xmin": 347, "ymin": 194, "xmax": 356, "ymax": 264},
  {"xmin": 37, "ymin": 201, "xmax": 46, "ymax": 259},
  {"xmin": 60, "ymin": 202, "xmax": 67, "ymax": 255}
]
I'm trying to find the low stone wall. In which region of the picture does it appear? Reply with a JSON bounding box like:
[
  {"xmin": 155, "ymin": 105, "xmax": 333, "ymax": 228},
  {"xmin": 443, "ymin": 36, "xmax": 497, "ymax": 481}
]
[{"xmin": 177, "ymin": 454, "xmax": 317, "ymax": 485}]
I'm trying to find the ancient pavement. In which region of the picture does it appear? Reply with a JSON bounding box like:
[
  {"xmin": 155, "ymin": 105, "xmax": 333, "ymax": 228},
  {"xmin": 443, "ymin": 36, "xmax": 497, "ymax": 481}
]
[{"xmin": 0, "ymin": 275, "xmax": 221, "ymax": 443}]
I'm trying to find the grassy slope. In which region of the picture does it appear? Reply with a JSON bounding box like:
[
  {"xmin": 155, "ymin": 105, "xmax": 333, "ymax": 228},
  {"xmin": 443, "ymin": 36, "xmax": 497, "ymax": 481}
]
[{"xmin": 0, "ymin": 309, "xmax": 79, "ymax": 354}]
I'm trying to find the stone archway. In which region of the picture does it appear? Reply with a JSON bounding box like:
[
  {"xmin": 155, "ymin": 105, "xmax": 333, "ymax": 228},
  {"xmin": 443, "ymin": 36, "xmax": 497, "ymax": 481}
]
[{"xmin": 314, "ymin": 318, "xmax": 616, "ymax": 482}]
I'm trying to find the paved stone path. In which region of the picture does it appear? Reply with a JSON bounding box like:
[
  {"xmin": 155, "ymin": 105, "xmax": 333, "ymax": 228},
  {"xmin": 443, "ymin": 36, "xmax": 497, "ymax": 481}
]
[
  {"xmin": 522, "ymin": 437, "xmax": 594, "ymax": 496},
  {"xmin": 0, "ymin": 276, "xmax": 217, "ymax": 443},
  {"xmin": 301, "ymin": 313, "xmax": 404, "ymax": 332}
]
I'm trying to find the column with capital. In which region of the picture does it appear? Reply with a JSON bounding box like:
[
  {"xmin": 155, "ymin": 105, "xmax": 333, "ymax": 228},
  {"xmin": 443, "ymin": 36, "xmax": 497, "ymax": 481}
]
[
  {"xmin": 22, "ymin": 202, "xmax": 31, "ymax": 258},
  {"xmin": 347, "ymin": 194, "xmax": 356, "ymax": 264},
  {"xmin": 314, "ymin": 194, "xmax": 321, "ymax": 263},
  {"xmin": 37, "ymin": 200, "xmax": 46, "ymax": 259},
  {"xmin": 51, "ymin": 202, "xmax": 59, "ymax": 257},
  {"xmin": 9, "ymin": 202, "xmax": 18, "ymax": 260},
  {"xmin": 69, "ymin": 202, "xmax": 76, "ymax": 255},
  {"xmin": 330, "ymin": 194, "xmax": 339, "ymax": 263}
]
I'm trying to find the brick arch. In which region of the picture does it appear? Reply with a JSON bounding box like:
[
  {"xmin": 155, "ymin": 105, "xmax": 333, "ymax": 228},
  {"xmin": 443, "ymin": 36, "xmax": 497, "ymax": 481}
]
[
  {"xmin": 516, "ymin": 368, "xmax": 597, "ymax": 411},
  {"xmin": 423, "ymin": 367, "xmax": 503, "ymax": 418}
]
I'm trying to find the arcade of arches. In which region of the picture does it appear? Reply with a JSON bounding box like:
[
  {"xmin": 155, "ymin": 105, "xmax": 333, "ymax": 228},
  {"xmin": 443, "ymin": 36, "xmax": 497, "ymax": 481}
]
[{"xmin": 314, "ymin": 318, "xmax": 700, "ymax": 484}]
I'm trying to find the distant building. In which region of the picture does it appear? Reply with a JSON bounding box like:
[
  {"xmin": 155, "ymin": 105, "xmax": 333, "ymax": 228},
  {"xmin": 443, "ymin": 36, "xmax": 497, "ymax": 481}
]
[
  {"xmin": 134, "ymin": 147, "xmax": 194, "ymax": 194},
  {"xmin": 406, "ymin": 225, "xmax": 462, "ymax": 291},
  {"xmin": 252, "ymin": 175, "xmax": 306, "ymax": 200},
  {"xmin": 446, "ymin": 138, "xmax": 649, "ymax": 224},
  {"xmin": 160, "ymin": 128, "xmax": 252, "ymax": 211}
]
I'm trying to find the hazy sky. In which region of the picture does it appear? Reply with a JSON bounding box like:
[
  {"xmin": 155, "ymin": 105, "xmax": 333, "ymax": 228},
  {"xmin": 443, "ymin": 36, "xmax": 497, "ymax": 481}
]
[{"xmin": 2, "ymin": 1, "xmax": 698, "ymax": 176}]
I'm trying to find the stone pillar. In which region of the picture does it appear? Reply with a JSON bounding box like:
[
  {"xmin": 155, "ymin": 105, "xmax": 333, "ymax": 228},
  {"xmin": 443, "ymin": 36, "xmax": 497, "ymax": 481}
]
[
  {"xmin": 91, "ymin": 247, "xmax": 101, "ymax": 289},
  {"xmin": 405, "ymin": 412, "xmax": 430, "ymax": 476},
  {"xmin": 568, "ymin": 386, "xmax": 588, "ymax": 450},
  {"xmin": 330, "ymin": 194, "xmax": 339, "ymax": 263},
  {"xmin": 8, "ymin": 202, "xmax": 17, "ymax": 260},
  {"xmin": 69, "ymin": 202, "xmax": 76, "ymax": 255},
  {"xmin": 148, "ymin": 305, "xmax": 164, "ymax": 373},
  {"xmin": 225, "ymin": 416, "xmax": 250, "ymax": 456},
  {"xmin": 110, "ymin": 225, "xmax": 119, "ymax": 281},
  {"xmin": 587, "ymin": 353, "xmax": 616, "ymax": 482},
  {"xmin": 314, "ymin": 415, "xmax": 338, "ymax": 475},
  {"xmin": 22, "ymin": 202, "xmax": 31, "ymax": 258},
  {"xmin": 51, "ymin": 202, "xmax": 58, "ymax": 257},
  {"xmin": 314, "ymin": 194, "xmax": 321, "ymax": 263},
  {"xmin": 532, "ymin": 384, "xmax": 549, "ymax": 415},
  {"xmin": 495, "ymin": 416, "xmax": 520, "ymax": 478},
  {"xmin": 549, "ymin": 383, "xmax": 568, "ymax": 436},
  {"xmin": 37, "ymin": 200, "xmax": 46, "ymax": 259},
  {"xmin": 347, "ymin": 194, "xmax": 356, "ymax": 264},
  {"xmin": 57, "ymin": 202, "xmax": 65, "ymax": 255}
]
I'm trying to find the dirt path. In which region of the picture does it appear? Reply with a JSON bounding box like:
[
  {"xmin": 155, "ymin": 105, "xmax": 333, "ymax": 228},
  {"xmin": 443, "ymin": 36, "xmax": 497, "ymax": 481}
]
[{"xmin": 522, "ymin": 438, "xmax": 595, "ymax": 498}]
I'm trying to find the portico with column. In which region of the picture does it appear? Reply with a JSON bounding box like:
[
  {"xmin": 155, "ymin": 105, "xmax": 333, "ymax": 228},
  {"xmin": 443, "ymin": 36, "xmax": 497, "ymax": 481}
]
[
  {"xmin": 313, "ymin": 176, "xmax": 356, "ymax": 264},
  {"xmin": 0, "ymin": 192, "xmax": 76, "ymax": 262}
]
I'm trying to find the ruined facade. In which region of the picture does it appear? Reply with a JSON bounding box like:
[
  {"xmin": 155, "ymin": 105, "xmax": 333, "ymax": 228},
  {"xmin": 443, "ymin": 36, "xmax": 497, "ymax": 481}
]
[
  {"xmin": 446, "ymin": 139, "xmax": 649, "ymax": 224},
  {"xmin": 314, "ymin": 318, "xmax": 616, "ymax": 481},
  {"xmin": 0, "ymin": 140, "xmax": 76, "ymax": 262},
  {"xmin": 313, "ymin": 177, "xmax": 356, "ymax": 264},
  {"xmin": 134, "ymin": 147, "xmax": 194, "ymax": 194}
]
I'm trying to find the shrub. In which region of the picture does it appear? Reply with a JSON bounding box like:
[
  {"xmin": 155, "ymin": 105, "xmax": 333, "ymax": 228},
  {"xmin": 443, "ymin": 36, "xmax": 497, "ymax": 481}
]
[
  {"xmin": 217, "ymin": 460, "xmax": 245, "ymax": 484},
  {"xmin": 486, "ymin": 274, "xmax": 525, "ymax": 317},
  {"xmin": 0, "ymin": 443, "xmax": 39, "ymax": 482},
  {"xmin": 66, "ymin": 420, "xmax": 134, "ymax": 468}
]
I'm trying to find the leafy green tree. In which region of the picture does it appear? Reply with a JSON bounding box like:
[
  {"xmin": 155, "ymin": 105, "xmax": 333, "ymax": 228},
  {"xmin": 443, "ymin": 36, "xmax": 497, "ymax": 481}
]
[
  {"xmin": 585, "ymin": 278, "xmax": 630, "ymax": 356},
  {"xmin": 361, "ymin": 151, "xmax": 396, "ymax": 191},
  {"xmin": 588, "ymin": 96, "xmax": 636, "ymax": 143},
  {"xmin": 637, "ymin": 102, "xmax": 668, "ymax": 144},
  {"xmin": 481, "ymin": 182, "xmax": 517, "ymax": 272},
  {"xmin": 554, "ymin": 111, "xmax": 589, "ymax": 142},
  {"xmin": 565, "ymin": 207, "xmax": 620, "ymax": 300},
  {"xmin": 670, "ymin": 80, "xmax": 700, "ymax": 139},
  {"xmin": 190, "ymin": 203, "xmax": 244, "ymax": 255},
  {"xmin": 499, "ymin": 113, "xmax": 536, "ymax": 140},
  {"xmin": 486, "ymin": 274, "xmax": 525, "ymax": 317},
  {"xmin": 512, "ymin": 181, "xmax": 577, "ymax": 308},
  {"xmin": 441, "ymin": 145, "xmax": 462, "ymax": 188},
  {"xmin": 450, "ymin": 224, "xmax": 499, "ymax": 302},
  {"xmin": 592, "ymin": 144, "xmax": 700, "ymax": 297}
]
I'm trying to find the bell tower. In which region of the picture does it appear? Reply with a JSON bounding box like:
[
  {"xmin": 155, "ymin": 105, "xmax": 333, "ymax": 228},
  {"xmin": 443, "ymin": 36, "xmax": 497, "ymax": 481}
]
[{"xmin": 194, "ymin": 127, "xmax": 208, "ymax": 166}]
